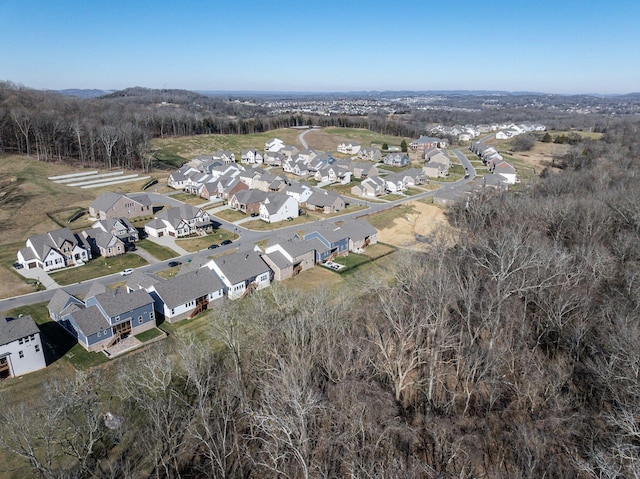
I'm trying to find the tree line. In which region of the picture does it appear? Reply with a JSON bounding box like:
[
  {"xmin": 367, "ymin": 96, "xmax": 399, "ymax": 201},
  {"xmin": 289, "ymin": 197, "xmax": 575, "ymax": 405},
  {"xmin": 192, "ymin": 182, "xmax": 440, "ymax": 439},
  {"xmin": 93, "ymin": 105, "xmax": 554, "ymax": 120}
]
[{"xmin": 1, "ymin": 118, "xmax": 640, "ymax": 478}]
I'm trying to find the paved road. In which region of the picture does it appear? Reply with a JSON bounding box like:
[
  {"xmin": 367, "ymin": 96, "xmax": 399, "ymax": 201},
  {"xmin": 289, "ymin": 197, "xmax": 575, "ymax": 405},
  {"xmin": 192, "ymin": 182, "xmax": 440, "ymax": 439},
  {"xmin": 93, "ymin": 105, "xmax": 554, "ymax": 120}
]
[{"xmin": 0, "ymin": 149, "xmax": 478, "ymax": 312}]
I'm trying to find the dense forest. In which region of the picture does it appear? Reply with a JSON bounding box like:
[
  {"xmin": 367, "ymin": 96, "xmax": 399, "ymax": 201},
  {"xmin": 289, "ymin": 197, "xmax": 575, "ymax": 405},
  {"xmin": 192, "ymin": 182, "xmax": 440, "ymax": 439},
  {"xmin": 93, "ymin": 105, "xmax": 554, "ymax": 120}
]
[
  {"xmin": 1, "ymin": 118, "xmax": 640, "ymax": 478},
  {"xmin": 1, "ymin": 82, "xmax": 619, "ymax": 172}
]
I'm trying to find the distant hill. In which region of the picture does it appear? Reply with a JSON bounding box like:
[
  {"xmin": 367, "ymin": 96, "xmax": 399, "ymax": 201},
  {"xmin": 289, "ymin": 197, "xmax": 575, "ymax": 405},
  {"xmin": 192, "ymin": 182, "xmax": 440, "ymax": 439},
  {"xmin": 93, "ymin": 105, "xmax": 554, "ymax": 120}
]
[{"xmin": 56, "ymin": 89, "xmax": 114, "ymax": 99}]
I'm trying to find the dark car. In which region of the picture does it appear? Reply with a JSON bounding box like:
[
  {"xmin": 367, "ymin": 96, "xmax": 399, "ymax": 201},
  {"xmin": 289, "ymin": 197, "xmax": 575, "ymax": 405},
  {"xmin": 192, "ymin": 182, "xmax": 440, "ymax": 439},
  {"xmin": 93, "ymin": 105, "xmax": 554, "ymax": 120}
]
[
  {"xmin": 221, "ymin": 239, "xmax": 232, "ymax": 246},
  {"xmin": 13, "ymin": 262, "xmax": 24, "ymax": 270},
  {"xmin": 208, "ymin": 243, "xmax": 219, "ymax": 249},
  {"xmin": 168, "ymin": 261, "xmax": 182, "ymax": 267},
  {"xmin": 250, "ymin": 212, "xmax": 259, "ymax": 217}
]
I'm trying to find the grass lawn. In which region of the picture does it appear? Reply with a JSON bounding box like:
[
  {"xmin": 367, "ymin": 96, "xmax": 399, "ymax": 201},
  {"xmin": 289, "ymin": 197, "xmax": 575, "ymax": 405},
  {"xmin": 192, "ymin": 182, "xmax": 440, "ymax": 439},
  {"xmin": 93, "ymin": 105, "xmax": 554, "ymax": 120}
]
[
  {"xmin": 404, "ymin": 188, "xmax": 423, "ymax": 196},
  {"xmin": 169, "ymin": 192, "xmax": 207, "ymax": 205},
  {"xmin": 437, "ymin": 164, "xmax": 465, "ymax": 182},
  {"xmin": 159, "ymin": 312, "xmax": 223, "ymax": 343},
  {"xmin": 212, "ymin": 208, "xmax": 248, "ymax": 222},
  {"xmin": 366, "ymin": 203, "xmax": 417, "ymax": 230},
  {"xmin": 242, "ymin": 216, "xmax": 315, "ymax": 231},
  {"xmin": 137, "ymin": 239, "xmax": 178, "ymax": 260},
  {"xmin": 49, "ymin": 254, "xmax": 149, "ymax": 285},
  {"xmin": 361, "ymin": 242, "xmax": 396, "ymax": 259},
  {"xmin": 151, "ymin": 129, "xmax": 304, "ymax": 164},
  {"xmin": 135, "ymin": 327, "xmax": 165, "ymax": 342},
  {"xmin": 209, "ymin": 229, "xmax": 241, "ymax": 244},
  {"xmin": 0, "ymin": 242, "xmax": 36, "ymax": 298},
  {"xmin": 377, "ymin": 165, "xmax": 410, "ymax": 174},
  {"xmin": 333, "ymin": 253, "xmax": 371, "ymax": 270},
  {"xmin": 322, "ymin": 128, "xmax": 411, "ymax": 150}
]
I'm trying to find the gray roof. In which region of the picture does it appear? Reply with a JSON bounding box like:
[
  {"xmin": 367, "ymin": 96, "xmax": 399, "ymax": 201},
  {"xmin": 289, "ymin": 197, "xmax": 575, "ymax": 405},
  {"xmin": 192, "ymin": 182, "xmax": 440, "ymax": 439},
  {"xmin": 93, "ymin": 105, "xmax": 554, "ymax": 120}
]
[
  {"xmin": 126, "ymin": 271, "xmax": 164, "ymax": 290},
  {"xmin": 152, "ymin": 268, "xmax": 223, "ymax": 309},
  {"xmin": 267, "ymin": 235, "xmax": 315, "ymax": 258},
  {"xmin": 307, "ymin": 190, "xmax": 342, "ymax": 207},
  {"xmin": 84, "ymin": 282, "xmax": 107, "ymax": 301},
  {"xmin": 28, "ymin": 228, "xmax": 79, "ymax": 260},
  {"xmin": 0, "ymin": 315, "xmax": 40, "ymax": 346},
  {"xmin": 263, "ymin": 250, "xmax": 292, "ymax": 270},
  {"xmin": 93, "ymin": 287, "xmax": 153, "ymax": 318},
  {"xmin": 72, "ymin": 305, "xmax": 111, "ymax": 337},
  {"xmin": 156, "ymin": 204, "xmax": 205, "ymax": 228},
  {"xmin": 340, "ymin": 219, "xmax": 377, "ymax": 242},
  {"xmin": 263, "ymin": 193, "xmax": 292, "ymax": 214},
  {"xmin": 233, "ymin": 189, "xmax": 268, "ymax": 205},
  {"xmin": 212, "ymin": 250, "xmax": 270, "ymax": 285},
  {"xmin": 48, "ymin": 289, "xmax": 79, "ymax": 314}
]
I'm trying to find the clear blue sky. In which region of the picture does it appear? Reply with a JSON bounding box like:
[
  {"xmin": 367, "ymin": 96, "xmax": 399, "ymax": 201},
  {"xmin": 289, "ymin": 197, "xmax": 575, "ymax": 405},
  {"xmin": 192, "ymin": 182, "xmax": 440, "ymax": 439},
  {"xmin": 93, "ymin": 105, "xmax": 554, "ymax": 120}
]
[{"xmin": 1, "ymin": 0, "xmax": 638, "ymax": 94}]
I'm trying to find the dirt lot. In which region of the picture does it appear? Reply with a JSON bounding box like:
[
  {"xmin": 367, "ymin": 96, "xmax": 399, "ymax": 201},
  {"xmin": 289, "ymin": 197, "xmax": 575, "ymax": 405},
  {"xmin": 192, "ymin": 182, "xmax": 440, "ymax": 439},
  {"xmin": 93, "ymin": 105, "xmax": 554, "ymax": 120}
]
[{"xmin": 376, "ymin": 201, "xmax": 451, "ymax": 251}]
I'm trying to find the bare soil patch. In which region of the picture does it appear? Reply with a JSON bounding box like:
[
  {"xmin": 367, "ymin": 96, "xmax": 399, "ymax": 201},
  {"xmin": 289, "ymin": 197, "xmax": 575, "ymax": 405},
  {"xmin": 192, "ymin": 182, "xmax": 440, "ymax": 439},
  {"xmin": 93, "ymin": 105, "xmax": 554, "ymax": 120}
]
[
  {"xmin": 510, "ymin": 141, "xmax": 571, "ymax": 172},
  {"xmin": 375, "ymin": 201, "xmax": 451, "ymax": 251}
]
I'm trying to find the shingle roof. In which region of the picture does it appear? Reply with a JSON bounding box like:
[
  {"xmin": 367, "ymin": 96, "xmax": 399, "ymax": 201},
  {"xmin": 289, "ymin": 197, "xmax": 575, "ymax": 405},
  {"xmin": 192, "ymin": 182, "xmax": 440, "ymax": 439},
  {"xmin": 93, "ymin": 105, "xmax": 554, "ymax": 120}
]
[
  {"xmin": 152, "ymin": 268, "xmax": 223, "ymax": 309},
  {"xmin": 263, "ymin": 250, "xmax": 292, "ymax": 270},
  {"xmin": 0, "ymin": 315, "xmax": 40, "ymax": 346},
  {"xmin": 212, "ymin": 250, "xmax": 270, "ymax": 285},
  {"xmin": 93, "ymin": 287, "xmax": 153, "ymax": 318},
  {"xmin": 72, "ymin": 305, "xmax": 111, "ymax": 337}
]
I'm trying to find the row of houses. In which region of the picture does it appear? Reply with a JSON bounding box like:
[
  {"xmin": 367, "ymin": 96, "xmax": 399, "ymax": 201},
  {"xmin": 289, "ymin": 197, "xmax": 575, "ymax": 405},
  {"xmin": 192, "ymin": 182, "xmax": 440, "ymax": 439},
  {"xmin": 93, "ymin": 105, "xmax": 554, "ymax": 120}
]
[
  {"xmin": 421, "ymin": 123, "xmax": 546, "ymax": 143},
  {"xmin": 44, "ymin": 219, "xmax": 378, "ymax": 354},
  {"xmin": 470, "ymin": 142, "xmax": 518, "ymax": 185}
]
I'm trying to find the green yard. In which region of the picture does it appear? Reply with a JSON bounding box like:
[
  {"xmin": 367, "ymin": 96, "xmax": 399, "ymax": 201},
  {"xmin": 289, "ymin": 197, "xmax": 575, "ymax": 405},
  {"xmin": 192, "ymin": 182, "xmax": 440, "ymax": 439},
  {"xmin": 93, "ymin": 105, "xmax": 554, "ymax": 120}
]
[{"xmin": 49, "ymin": 254, "xmax": 149, "ymax": 285}]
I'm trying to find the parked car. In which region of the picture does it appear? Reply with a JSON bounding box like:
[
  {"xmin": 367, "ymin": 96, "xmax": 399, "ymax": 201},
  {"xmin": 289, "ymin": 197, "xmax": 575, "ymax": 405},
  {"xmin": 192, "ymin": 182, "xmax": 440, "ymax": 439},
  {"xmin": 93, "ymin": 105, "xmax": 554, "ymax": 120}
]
[
  {"xmin": 286, "ymin": 217, "xmax": 294, "ymax": 221},
  {"xmin": 168, "ymin": 261, "xmax": 182, "ymax": 267},
  {"xmin": 221, "ymin": 239, "xmax": 232, "ymax": 246},
  {"xmin": 208, "ymin": 243, "xmax": 219, "ymax": 249},
  {"xmin": 12, "ymin": 262, "xmax": 24, "ymax": 270},
  {"xmin": 120, "ymin": 268, "xmax": 134, "ymax": 276},
  {"xmin": 250, "ymin": 212, "xmax": 259, "ymax": 217}
]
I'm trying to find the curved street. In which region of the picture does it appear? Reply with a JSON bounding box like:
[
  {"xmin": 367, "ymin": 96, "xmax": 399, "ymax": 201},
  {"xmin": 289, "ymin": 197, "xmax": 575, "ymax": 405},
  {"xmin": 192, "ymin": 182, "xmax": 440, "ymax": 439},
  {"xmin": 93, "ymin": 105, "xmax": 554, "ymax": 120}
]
[{"xmin": 0, "ymin": 149, "xmax": 477, "ymax": 311}]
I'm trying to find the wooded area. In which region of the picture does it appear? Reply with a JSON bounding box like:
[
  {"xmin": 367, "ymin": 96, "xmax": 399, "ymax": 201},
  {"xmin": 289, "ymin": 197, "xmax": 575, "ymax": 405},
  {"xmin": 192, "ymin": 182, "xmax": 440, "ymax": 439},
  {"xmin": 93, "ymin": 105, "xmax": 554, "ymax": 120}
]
[{"xmin": 1, "ymin": 118, "xmax": 640, "ymax": 478}]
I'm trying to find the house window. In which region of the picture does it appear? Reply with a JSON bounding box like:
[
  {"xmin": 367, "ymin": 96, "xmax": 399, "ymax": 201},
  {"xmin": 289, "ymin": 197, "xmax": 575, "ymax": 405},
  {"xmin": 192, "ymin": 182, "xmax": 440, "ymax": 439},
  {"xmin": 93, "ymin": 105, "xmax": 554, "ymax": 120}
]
[
  {"xmin": 115, "ymin": 316, "xmax": 120, "ymax": 322},
  {"xmin": 97, "ymin": 331, "xmax": 101, "ymax": 337},
  {"xmin": 138, "ymin": 316, "xmax": 143, "ymax": 324},
  {"xmin": 171, "ymin": 309, "xmax": 175, "ymax": 316},
  {"xmin": 19, "ymin": 338, "xmax": 24, "ymax": 345},
  {"xmin": 35, "ymin": 345, "xmax": 40, "ymax": 353},
  {"xmin": 149, "ymin": 311, "xmax": 155, "ymax": 320},
  {"xmin": 19, "ymin": 351, "xmax": 24, "ymax": 359},
  {"xmin": 29, "ymin": 334, "xmax": 35, "ymax": 341}
]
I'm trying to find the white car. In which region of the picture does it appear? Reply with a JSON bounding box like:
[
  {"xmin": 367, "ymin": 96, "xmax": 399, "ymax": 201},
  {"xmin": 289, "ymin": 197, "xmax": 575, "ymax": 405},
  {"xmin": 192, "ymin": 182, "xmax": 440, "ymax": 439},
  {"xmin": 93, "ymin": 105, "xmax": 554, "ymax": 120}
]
[{"xmin": 120, "ymin": 268, "xmax": 134, "ymax": 276}]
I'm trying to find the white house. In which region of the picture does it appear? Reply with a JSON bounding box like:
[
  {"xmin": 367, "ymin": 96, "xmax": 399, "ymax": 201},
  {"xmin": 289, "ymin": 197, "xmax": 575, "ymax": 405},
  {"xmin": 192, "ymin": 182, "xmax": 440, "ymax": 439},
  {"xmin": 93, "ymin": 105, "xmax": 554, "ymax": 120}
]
[
  {"xmin": 144, "ymin": 205, "xmax": 212, "ymax": 238},
  {"xmin": 208, "ymin": 249, "xmax": 272, "ymax": 300},
  {"xmin": 0, "ymin": 315, "xmax": 46, "ymax": 379},
  {"xmin": 265, "ymin": 138, "xmax": 285, "ymax": 152},
  {"xmin": 147, "ymin": 268, "xmax": 225, "ymax": 322},
  {"xmin": 259, "ymin": 193, "xmax": 299, "ymax": 223},
  {"xmin": 337, "ymin": 141, "xmax": 361, "ymax": 155},
  {"xmin": 17, "ymin": 228, "xmax": 92, "ymax": 272}
]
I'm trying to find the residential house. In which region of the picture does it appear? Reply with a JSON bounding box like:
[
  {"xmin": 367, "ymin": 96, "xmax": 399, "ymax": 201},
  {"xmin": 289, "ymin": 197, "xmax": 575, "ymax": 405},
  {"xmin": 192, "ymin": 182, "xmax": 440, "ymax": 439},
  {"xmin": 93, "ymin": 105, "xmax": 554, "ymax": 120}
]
[
  {"xmin": 383, "ymin": 153, "xmax": 410, "ymax": 166},
  {"xmin": 48, "ymin": 287, "xmax": 156, "ymax": 352},
  {"xmin": 297, "ymin": 149, "xmax": 320, "ymax": 163},
  {"xmin": 147, "ymin": 268, "xmax": 225, "ymax": 322},
  {"xmin": 0, "ymin": 315, "xmax": 46, "ymax": 379},
  {"xmin": 91, "ymin": 218, "xmax": 139, "ymax": 244},
  {"xmin": 351, "ymin": 176, "xmax": 386, "ymax": 197},
  {"xmin": 350, "ymin": 161, "xmax": 378, "ymax": 179},
  {"xmin": 259, "ymin": 193, "xmax": 299, "ymax": 223},
  {"xmin": 167, "ymin": 165, "xmax": 201, "ymax": 190},
  {"xmin": 262, "ymin": 236, "xmax": 317, "ymax": 281},
  {"xmin": 89, "ymin": 192, "xmax": 153, "ymax": 220},
  {"xmin": 265, "ymin": 138, "xmax": 285, "ymax": 152},
  {"xmin": 306, "ymin": 190, "xmax": 345, "ymax": 213},
  {"xmin": 208, "ymin": 249, "xmax": 272, "ymax": 300},
  {"xmin": 337, "ymin": 140, "xmax": 361, "ymax": 155},
  {"xmin": 82, "ymin": 230, "xmax": 125, "ymax": 258},
  {"xmin": 280, "ymin": 144, "xmax": 299, "ymax": 158},
  {"xmin": 17, "ymin": 228, "xmax": 92, "ymax": 271},
  {"xmin": 145, "ymin": 204, "xmax": 212, "ymax": 238},
  {"xmin": 303, "ymin": 224, "xmax": 350, "ymax": 262},
  {"xmin": 241, "ymin": 149, "xmax": 264, "ymax": 164},
  {"xmin": 383, "ymin": 173, "xmax": 408, "ymax": 193},
  {"xmin": 358, "ymin": 147, "xmax": 382, "ymax": 162},
  {"xmin": 212, "ymin": 150, "xmax": 236, "ymax": 164},
  {"xmin": 264, "ymin": 151, "xmax": 285, "ymax": 167},
  {"xmin": 229, "ymin": 189, "xmax": 269, "ymax": 215},
  {"xmin": 282, "ymin": 182, "xmax": 313, "ymax": 204},
  {"xmin": 400, "ymin": 168, "xmax": 428, "ymax": 186},
  {"xmin": 490, "ymin": 159, "xmax": 518, "ymax": 184},
  {"xmin": 341, "ymin": 219, "xmax": 378, "ymax": 252},
  {"xmin": 410, "ymin": 136, "xmax": 442, "ymax": 153}
]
